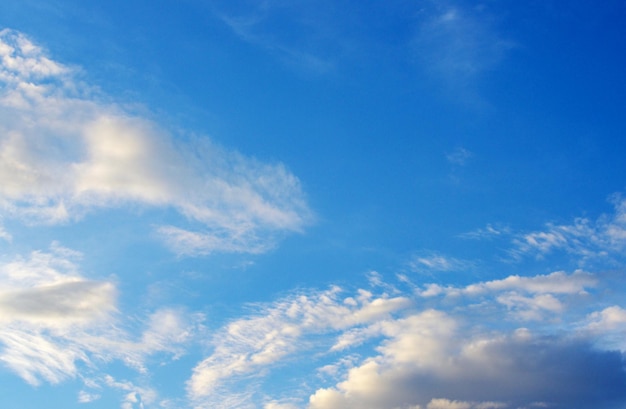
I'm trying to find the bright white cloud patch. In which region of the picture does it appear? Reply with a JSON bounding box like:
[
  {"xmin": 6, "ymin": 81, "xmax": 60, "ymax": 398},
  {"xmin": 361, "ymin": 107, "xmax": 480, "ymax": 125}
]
[{"xmin": 0, "ymin": 28, "xmax": 311, "ymax": 255}]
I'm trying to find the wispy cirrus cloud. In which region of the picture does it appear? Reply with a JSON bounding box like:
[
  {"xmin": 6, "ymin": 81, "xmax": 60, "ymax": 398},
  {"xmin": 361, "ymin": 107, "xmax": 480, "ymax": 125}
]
[
  {"xmin": 446, "ymin": 147, "xmax": 473, "ymax": 166},
  {"xmin": 417, "ymin": 270, "xmax": 596, "ymax": 321},
  {"xmin": 211, "ymin": 1, "xmax": 338, "ymax": 75},
  {"xmin": 510, "ymin": 195, "xmax": 626, "ymax": 264},
  {"xmin": 409, "ymin": 252, "xmax": 473, "ymax": 274},
  {"xmin": 187, "ymin": 285, "xmax": 411, "ymax": 406},
  {"xmin": 0, "ymin": 28, "xmax": 312, "ymax": 256},
  {"xmin": 458, "ymin": 223, "xmax": 509, "ymax": 240},
  {"xmin": 412, "ymin": 2, "xmax": 514, "ymax": 100}
]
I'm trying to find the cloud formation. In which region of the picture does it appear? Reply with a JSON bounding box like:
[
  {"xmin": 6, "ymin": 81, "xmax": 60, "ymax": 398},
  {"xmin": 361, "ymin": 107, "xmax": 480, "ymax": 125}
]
[
  {"xmin": 182, "ymin": 268, "xmax": 626, "ymax": 409},
  {"xmin": 0, "ymin": 243, "xmax": 200, "ymax": 391},
  {"xmin": 511, "ymin": 195, "xmax": 626, "ymax": 264},
  {"xmin": 412, "ymin": 2, "xmax": 512, "ymax": 94},
  {"xmin": 309, "ymin": 319, "xmax": 626, "ymax": 409},
  {"xmin": 0, "ymin": 28, "xmax": 311, "ymax": 255},
  {"xmin": 187, "ymin": 286, "xmax": 410, "ymax": 405}
]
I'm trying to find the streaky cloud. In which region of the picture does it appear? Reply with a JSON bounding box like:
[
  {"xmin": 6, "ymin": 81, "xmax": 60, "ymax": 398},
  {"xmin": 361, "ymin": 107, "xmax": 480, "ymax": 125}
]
[
  {"xmin": 187, "ymin": 285, "xmax": 411, "ymax": 405},
  {"xmin": 510, "ymin": 194, "xmax": 626, "ymax": 264}
]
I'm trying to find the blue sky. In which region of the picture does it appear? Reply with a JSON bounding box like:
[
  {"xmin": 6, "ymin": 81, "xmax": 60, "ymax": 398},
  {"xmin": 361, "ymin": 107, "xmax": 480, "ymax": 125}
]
[{"xmin": 1, "ymin": 1, "xmax": 626, "ymax": 408}]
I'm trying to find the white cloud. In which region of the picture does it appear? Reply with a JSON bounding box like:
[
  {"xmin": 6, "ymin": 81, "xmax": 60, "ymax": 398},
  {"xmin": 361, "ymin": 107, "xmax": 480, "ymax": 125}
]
[
  {"xmin": 461, "ymin": 270, "xmax": 596, "ymax": 296},
  {"xmin": 586, "ymin": 306, "xmax": 626, "ymax": 331},
  {"xmin": 417, "ymin": 270, "xmax": 596, "ymax": 321},
  {"xmin": 308, "ymin": 310, "xmax": 626, "ymax": 409},
  {"xmin": 458, "ymin": 224, "xmax": 509, "ymax": 240},
  {"xmin": 0, "ymin": 244, "xmax": 116, "ymax": 331},
  {"xmin": 0, "ymin": 221, "xmax": 11, "ymax": 242},
  {"xmin": 419, "ymin": 270, "xmax": 595, "ymax": 297},
  {"xmin": 0, "ymin": 244, "xmax": 202, "ymax": 391},
  {"xmin": 184, "ymin": 268, "xmax": 626, "ymax": 408},
  {"xmin": 264, "ymin": 401, "xmax": 300, "ymax": 409},
  {"xmin": 584, "ymin": 306, "xmax": 626, "ymax": 351},
  {"xmin": 0, "ymin": 29, "xmax": 312, "ymax": 255},
  {"xmin": 409, "ymin": 252, "xmax": 472, "ymax": 273},
  {"xmin": 495, "ymin": 293, "xmax": 563, "ymax": 321},
  {"xmin": 511, "ymin": 195, "xmax": 626, "ymax": 263},
  {"xmin": 103, "ymin": 375, "xmax": 157, "ymax": 409},
  {"xmin": 412, "ymin": 3, "xmax": 513, "ymax": 96},
  {"xmin": 187, "ymin": 286, "xmax": 411, "ymax": 404},
  {"xmin": 446, "ymin": 147, "xmax": 473, "ymax": 166},
  {"xmin": 77, "ymin": 390, "xmax": 101, "ymax": 403}
]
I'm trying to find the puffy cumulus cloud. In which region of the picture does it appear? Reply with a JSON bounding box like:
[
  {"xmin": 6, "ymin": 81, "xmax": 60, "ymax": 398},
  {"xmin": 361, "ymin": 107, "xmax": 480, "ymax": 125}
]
[
  {"xmin": 187, "ymin": 286, "xmax": 411, "ymax": 404},
  {"xmin": 587, "ymin": 306, "xmax": 626, "ymax": 331},
  {"xmin": 0, "ymin": 28, "xmax": 311, "ymax": 255},
  {"xmin": 584, "ymin": 306, "xmax": 626, "ymax": 351},
  {"xmin": 0, "ymin": 244, "xmax": 201, "ymax": 388},
  {"xmin": 308, "ymin": 310, "xmax": 626, "ymax": 409}
]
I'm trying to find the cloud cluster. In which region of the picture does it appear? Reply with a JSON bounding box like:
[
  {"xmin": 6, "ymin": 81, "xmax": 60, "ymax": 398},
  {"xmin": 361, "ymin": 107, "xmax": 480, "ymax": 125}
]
[
  {"xmin": 0, "ymin": 243, "xmax": 200, "ymax": 393},
  {"xmin": 182, "ymin": 268, "xmax": 626, "ymax": 409},
  {"xmin": 309, "ymin": 316, "xmax": 626, "ymax": 409},
  {"xmin": 188, "ymin": 285, "xmax": 410, "ymax": 405},
  {"xmin": 417, "ymin": 270, "xmax": 596, "ymax": 321},
  {"xmin": 511, "ymin": 195, "xmax": 626, "ymax": 264},
  {"xmin": 0, "ymin": 28, "xmax": 311, "ymax": 255}
]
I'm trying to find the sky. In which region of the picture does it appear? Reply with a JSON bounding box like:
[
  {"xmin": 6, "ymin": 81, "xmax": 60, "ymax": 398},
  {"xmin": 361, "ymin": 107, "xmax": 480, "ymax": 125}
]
[{"xmin": 1, "ymin": 1, "xmax": 626, "ymax": 408}]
